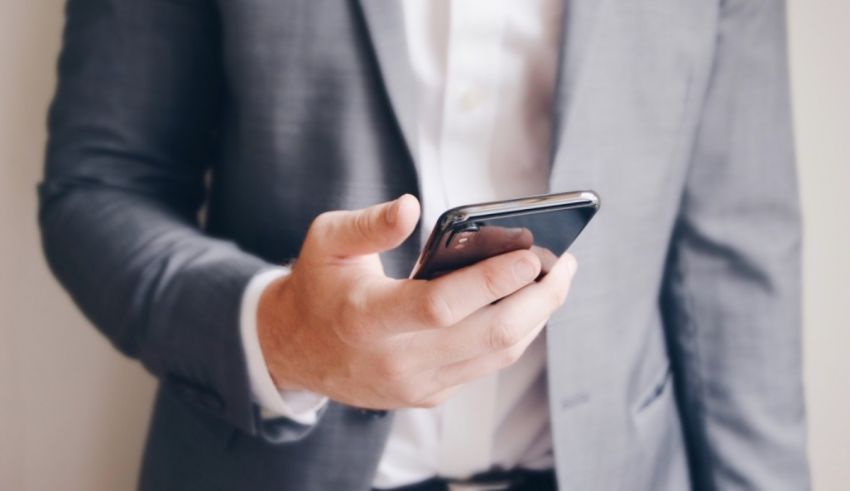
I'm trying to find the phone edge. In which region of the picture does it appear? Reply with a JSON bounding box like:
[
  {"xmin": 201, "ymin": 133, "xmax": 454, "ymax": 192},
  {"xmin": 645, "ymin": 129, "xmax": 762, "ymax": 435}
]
[{"xmin": 409, "ymin": 190, "xmax": 600, "ymax": 280}]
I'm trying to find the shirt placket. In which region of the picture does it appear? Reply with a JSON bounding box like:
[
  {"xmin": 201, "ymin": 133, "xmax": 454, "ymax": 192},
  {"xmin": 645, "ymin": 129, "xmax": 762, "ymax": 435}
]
[{"xmin": 435, "ymin": 0, "xmax": 508, "ymax": 479}]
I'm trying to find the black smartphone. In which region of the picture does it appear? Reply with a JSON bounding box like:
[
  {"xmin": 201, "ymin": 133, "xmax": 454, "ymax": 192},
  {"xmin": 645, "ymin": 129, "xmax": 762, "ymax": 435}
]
[{"xmin": 410, "ymin": 191, "xmax": 600, "ymax": 280}]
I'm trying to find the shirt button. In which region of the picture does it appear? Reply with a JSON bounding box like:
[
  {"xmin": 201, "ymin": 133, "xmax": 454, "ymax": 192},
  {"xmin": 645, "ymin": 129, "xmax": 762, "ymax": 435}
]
[{"xmin": 459, "ymin": 86, "xmax": 485, "ymax": 112}]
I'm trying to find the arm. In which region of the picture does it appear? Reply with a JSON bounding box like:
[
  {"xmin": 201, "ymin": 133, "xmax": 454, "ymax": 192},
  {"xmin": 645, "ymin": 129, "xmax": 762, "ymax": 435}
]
[
  {"xmin": 662, "ymin": 0, "xmax": 809, "ymax": 488},
  {"xmin": 39, "ymin": 0, "xmax": 268, "ymax": 434},
  {"xmin": 41, "ymin": 0, "xmax": 579, "ymax": 446}
]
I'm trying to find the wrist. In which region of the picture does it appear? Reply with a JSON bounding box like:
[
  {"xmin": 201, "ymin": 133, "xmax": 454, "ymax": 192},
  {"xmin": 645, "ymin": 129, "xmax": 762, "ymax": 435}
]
[{"xmin": 257, "ymin": 273, "xmax": 302, "ymax": 391}]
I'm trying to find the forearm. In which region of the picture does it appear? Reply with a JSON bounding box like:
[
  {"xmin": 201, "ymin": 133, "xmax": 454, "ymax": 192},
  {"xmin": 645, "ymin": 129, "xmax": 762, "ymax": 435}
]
[
  {"xmin": 40, "ymin": 185, "xmax": 269, "ymax": 433},
  {"xmin": 40, "ymin": 0, "xmax": 270, "ymax": 434}
]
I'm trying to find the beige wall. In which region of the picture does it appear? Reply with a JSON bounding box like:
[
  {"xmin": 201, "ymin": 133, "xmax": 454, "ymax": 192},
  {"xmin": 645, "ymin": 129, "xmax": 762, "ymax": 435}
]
[
  {"xmin": 0, "ymin": 2, "xmax": 847, "ymax": 490},
  {"xmin": 789, "ymin": 0, "xmax": 850, "ymax": 488},
  {"xmin": 0, "ymin": 4, "xmax": 156, "ymax": 491}
]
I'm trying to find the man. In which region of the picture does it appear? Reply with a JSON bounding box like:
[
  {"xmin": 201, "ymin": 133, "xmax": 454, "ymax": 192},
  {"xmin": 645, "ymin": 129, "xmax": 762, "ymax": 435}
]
[{"xmin": 39, "ymin": 0, "xmax": 809, "ymax": 489}]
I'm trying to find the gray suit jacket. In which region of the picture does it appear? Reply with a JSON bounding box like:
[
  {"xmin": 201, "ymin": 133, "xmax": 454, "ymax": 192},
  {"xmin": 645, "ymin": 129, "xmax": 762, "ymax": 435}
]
[{"xmin": 40, "ymin": 0, "xmax": 809, "ymax": 489}]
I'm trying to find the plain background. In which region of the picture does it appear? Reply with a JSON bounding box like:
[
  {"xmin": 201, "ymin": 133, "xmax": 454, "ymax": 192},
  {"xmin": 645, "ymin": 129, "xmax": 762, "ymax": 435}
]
[{"xmin": 1, "ymin": 2, "xmax": 847, "ymax": 490}]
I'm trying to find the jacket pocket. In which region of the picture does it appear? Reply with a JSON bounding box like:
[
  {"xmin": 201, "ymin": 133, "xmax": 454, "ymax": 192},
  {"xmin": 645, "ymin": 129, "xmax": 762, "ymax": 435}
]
[
  {"xmin": 632, "ymin": 361, "xmax": 690, "ymax": 490},
  {"xmin": 634, "ymin": 361, "xmax": 672, "ymax": 415}
]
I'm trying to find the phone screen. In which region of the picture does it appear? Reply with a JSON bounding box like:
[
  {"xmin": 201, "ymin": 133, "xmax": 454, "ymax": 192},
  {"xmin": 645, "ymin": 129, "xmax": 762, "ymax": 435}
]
[{"xmin": 412, "ymin": 202, "xmax": 597, "ymax": 280}]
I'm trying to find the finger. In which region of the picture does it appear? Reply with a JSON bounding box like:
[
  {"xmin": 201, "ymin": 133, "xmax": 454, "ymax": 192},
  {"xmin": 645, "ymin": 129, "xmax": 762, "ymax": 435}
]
[
  {"xmin": 530, "ymin": 245, "xmax": 558, "ymax": 275},
  {"xmin": 419, "ymin": 226, "xmax": 534, "ymax": 276},
  {"xmin": 305, "ymin": 194, "xmax": 420, "ymax": 258},
  {"xmin": 399, "ymin": 248, "xmax": 543, "ymax": 330},
  {"xmin": 416, "ymin": 252, "xmax": 577, "ymax": 364},
  {"xmin": 410, "ymin": 384, "xmax": 462, "ymax": 409},
  {"xmin": 432, "ymin": 318, "xmax": 548, "ymax": 389},
  {"xmin": 465, "ymin": 225, "xmax": 534, "ymax": 257}
]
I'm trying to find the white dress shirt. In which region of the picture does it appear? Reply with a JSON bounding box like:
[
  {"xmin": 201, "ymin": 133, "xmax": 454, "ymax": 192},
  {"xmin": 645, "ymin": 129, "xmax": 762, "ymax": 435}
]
[{"xmin": 240, "ymin": 0, "xmax": 564, "ymax": 487}]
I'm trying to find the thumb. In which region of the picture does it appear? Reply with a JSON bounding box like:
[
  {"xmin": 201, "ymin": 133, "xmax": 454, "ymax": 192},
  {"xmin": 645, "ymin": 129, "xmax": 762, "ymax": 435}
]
[{"xmin": 307, "ymin": 194, "xmax": 420, "ymax": 258}]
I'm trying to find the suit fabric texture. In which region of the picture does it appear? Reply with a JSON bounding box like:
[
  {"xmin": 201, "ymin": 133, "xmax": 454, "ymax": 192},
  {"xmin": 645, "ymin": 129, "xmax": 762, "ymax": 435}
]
[{"xmin": 40, "ymin": 0, "xmax": 809, "ymax": 489}]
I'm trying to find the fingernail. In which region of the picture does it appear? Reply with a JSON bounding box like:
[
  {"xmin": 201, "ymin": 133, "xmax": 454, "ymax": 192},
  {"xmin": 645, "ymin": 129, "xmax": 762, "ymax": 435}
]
[{"xmin": 514, "ymin": 259, "xmax": 538, "ymax": 282}]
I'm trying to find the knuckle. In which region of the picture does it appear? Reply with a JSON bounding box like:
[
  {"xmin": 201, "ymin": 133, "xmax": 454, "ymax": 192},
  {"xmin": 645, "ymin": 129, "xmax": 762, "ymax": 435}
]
[
  {"xmin": 482, "ymin": 267, "xmax": 509, "ymax": 299},
  {"xmin": 375, "ymin": 356, "xmax": 406, "ymax": 382},
  {"xmin": 488, "ymin": 316, "xmax": 522, "ymax": 351},
  {"xmin": 337, "ymin": 293, "xmax": 370, "ymax": 343},
  {"xmin": 339, "ymin": 321, "xmax": 369, "ymax": 345},
  {"xmin": 352, "ymin": 211, "xmax": 374, "ymax": 242},
  {"xmin": 419, "ymin": 291, "xmax": 454, "ymax": 327}
]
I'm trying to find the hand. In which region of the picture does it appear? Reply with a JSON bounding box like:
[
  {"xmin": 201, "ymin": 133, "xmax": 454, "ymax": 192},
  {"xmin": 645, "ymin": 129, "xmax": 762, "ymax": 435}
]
[{"xmin": 258, "ymin": 194, "xmax": 578, "ymax": 409}]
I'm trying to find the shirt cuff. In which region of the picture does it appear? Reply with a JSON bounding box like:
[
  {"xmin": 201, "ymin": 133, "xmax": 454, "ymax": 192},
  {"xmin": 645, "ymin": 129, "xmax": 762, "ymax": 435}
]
[{"xmin": 240, "ymin": 266, "xmax": 329, "ymax": 426}]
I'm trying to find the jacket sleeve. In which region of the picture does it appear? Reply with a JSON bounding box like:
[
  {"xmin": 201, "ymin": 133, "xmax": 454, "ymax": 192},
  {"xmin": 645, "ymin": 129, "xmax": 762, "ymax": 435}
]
[
  {"xmin": 39, "ymin": 0, "xmax": 270, "ymax": 436},
  {"xmin": 661, "ymin": 0, "xmax": 810, "ymax": 489}
]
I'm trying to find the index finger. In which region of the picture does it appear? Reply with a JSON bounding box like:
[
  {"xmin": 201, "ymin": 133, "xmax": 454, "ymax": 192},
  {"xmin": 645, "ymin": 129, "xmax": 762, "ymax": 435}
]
[{"xmin": 403, "ymin": 248, "xmax": 542, "ymax": 330}]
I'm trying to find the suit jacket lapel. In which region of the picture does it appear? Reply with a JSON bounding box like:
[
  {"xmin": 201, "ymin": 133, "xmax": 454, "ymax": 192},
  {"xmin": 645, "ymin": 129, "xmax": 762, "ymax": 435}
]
[
  {"xmin": 357, "ymin": 0, "xmax": 420, "ymax": 173},
  {"xmin": 549, "ymin": 0, "xmax": 607, "ymax": 183}
]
